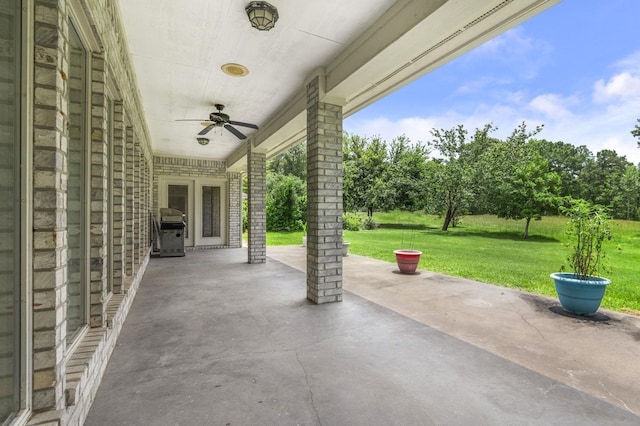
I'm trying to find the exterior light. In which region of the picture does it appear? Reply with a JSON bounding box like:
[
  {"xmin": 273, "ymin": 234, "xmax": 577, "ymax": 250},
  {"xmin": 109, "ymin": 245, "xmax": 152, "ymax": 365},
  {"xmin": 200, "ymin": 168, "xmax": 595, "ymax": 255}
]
[
  {"xmin": 197, "ymin": 137, "xmax": 210, "ymax": 145},
  {"xmin": 221, "ymin": 63, "xmax": 249, "ymax": 77},
  {"xmin": 245, "ymin": 1, "xmax": 279, "ymax": 31}
]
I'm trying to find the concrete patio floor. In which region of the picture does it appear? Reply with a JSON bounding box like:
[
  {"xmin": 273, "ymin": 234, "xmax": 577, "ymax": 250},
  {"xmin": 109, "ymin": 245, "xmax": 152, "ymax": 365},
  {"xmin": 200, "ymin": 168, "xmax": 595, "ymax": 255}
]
[{"xmin": 85, "ymin": 246, "xmax": 640, "ymax": 425}]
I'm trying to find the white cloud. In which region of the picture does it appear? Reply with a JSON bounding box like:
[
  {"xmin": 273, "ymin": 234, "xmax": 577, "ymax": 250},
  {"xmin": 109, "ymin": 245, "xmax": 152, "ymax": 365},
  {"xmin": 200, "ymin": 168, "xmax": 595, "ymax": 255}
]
[
  {"xmin": 472, "ymin": 27, "xmax": 536, "ymax": 58},
  {"xmin": 346, "ymin": 49, "xmax": 640, "ymax": 164},
  {"xmin": 465, "ymin": 27, "xmax": 553, "ymax": 79},
  {"xmin": 593, "ymin": 50, "xmax": 640, "ymax": 104},
  {"xmin": 528, "ymin": 94, "xmax": 576, "ymax": 120},
  {"xmin": 345, "ymin": 95, "xmax": 640, "ymax": 164},
  {"xmin": 344, "ymin": 116, "xmax": 439, "ymax": 145},
  {"xmin": 593, "ymin": 72, "xmax": 640, "ymax": 103}
]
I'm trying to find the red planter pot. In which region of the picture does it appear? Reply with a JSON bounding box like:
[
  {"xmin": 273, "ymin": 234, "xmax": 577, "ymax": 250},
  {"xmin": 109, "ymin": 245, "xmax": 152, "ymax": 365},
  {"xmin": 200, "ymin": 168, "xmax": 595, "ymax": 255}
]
[{"xmin": 394, "ymin": 250, "xmax": 422, "ymax": 274}]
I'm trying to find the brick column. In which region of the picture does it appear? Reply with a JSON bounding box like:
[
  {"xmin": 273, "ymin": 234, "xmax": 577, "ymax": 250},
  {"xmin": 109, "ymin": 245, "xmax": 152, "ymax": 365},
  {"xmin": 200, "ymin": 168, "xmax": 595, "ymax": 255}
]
[
  {"xmin": 247, "ymin": 145, "xmax": 266, "ymax": 263},
  {"xmin": 32, "ymin": 0, "xmax": 68, "ymax": 410},
  {"xmin": 136, "ymin": 147, "xmax": 144, "ymax": 262},
  {"xmin": 125, "ymin": 126, "xmax": 135, "ymax": 276},
  {"xmin": 89, "ymin": 52, "xmax": 107, "ymax": 327},
  {"xmin": 112, "ymin": 102, "xmax": 125, "ymax": 293},
  {"xmin": 145, "ymin": 157, "xmax": 151, "ymax": 249},
  {"xmin": 138, "ymin": 153, "xmax": 146, "ymax": 260},
  {"xmin": 228, "ymin": 171, "xmax": 243, "ymax": 248},
  {"xmin": 306, "ymin": 75, "xmax": 344, "ymax": 304}
]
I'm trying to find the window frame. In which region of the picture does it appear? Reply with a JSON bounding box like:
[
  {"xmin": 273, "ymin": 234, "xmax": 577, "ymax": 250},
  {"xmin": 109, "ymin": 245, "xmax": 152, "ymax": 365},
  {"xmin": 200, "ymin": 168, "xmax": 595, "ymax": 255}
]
[
  {"xmin": 9, "ymin": 0, "xmax": 34, "ymax": 424},
  {"xmin": 64, "ymin": 17, "xmax": 92, "ymax": 353}
]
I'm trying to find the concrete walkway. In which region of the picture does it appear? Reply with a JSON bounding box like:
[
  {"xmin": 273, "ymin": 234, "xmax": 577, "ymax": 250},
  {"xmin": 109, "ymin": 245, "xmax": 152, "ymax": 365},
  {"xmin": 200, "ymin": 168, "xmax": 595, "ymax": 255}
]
[{"xmin": 86, "ymin": 247, "xmax": 640, "ymax": 425}]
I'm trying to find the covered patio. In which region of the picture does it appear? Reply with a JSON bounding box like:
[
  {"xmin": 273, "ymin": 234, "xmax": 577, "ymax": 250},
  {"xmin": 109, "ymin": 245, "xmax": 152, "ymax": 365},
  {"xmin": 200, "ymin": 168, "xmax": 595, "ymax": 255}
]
[
  {"xmin": 10, "ymin": 1, "xmax": 640, "ymax": 424},
  {"xmin": 85, "ymin": 247, "xmax": 640, "ymax": 424}
]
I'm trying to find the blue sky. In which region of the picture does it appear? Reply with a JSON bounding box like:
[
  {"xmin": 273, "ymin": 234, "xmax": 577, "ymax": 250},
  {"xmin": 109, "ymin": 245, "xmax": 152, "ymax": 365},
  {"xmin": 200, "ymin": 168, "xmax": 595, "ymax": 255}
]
[{"xmin": 344, "ymin": 0, "xmax": 640, "ymax": 164}]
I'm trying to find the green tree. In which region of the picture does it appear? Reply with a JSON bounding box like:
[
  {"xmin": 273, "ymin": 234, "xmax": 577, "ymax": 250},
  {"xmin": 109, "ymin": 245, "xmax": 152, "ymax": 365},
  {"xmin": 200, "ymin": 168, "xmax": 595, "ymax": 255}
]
[
  {"xmin": 632, "ymin": 118, "xmax": 640, "ymax": 146},
  {"xmin": 381, "ymin": 135, "xmax": 432, "ymax": 213},
  {"xmin": 580, "ymin": 149, "xmax": 632, "ymax": 218},
  {"xmin": 265, "ymin": 174, "xmax": 306, "ymax": 231},
  {"xmin": 429, "ymin": 124, "xmax": 494, "ymax": 230},
  {"xmin": 267, "ymin": 142, "xmax": 307, "ymax": 181},
  {"xmin": 619, "ymin": 164, "xmax": 640, "ymax": 220},
  {"xmin": 485, "ymin": 123, "xmax": 560, "ymax": 238},
  {"xmin": 532, "ymin": 139, "xmax": 592, "ymax": 201},
  {"xmin": 343, "ymin": 134, "xmax": 388, "ymax": 215}
]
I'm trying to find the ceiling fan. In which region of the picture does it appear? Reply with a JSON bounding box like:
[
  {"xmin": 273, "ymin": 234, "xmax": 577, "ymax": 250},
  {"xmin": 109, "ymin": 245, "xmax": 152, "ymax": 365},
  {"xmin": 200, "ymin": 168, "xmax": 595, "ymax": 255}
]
[{"xmin": 176, "ymin": 104, "xmax": 258, "ymax": 140}]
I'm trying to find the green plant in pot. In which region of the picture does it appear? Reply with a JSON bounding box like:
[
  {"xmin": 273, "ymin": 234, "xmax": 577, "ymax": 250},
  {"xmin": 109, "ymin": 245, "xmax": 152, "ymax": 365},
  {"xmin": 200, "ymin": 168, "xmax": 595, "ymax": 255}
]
[{"xmin": 550, "ymin": 199, "xmax": 612, "ymax": 316}]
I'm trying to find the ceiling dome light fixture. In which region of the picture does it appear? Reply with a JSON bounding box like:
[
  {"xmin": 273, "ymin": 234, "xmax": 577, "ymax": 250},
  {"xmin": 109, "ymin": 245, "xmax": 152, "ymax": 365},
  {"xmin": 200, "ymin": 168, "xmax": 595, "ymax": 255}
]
[
  {"xmin": 221, "ymin": 63, "xmax": 249, "ymax": 77},
  {"xmin": 245, "ymin": 1, "xmax": 279, "ymax": 31},
  {"xmin": 197, "ymin": 137, "xmax": 210, "ymax": 146}
]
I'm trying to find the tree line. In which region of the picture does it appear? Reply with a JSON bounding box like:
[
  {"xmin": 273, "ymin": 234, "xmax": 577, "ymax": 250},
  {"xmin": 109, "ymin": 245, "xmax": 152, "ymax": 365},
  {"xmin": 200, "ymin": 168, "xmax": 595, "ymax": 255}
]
[{"xmin": 263, "ymin": 122, "xmax": 640, "ymax": 237}]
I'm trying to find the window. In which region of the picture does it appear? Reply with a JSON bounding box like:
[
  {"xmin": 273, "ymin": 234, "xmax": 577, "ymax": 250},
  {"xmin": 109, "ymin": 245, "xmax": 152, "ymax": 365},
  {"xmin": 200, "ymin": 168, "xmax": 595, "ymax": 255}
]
[
  {"xmin": 0, "ymin": 0, "xmax": 21, "ymax": 422},
  {"xmin": 106, "ymin": 97, "xmax": 113, "ymax": 295},
  {"xmin": 66, "ymin": 21, "xmax": 88, "ymax": 344},
  {"xmin": 202, "ymin": 186, "xmax": 221, "ymax": 238}
]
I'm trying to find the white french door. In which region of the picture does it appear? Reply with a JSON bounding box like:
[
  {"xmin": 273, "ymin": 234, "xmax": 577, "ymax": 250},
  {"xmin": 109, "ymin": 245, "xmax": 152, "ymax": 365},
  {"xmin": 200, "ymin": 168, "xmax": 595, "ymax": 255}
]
[
  {"xmin": 159, "ymin": 177, "xmax": 227, "ymax": 247},
  {"xmin": 195, "ymin": 181, "xmax": 226, "ymax": 246},
  {"xmin": 160, "ymin": 178, "xmax": 194, "ymax": 247}
]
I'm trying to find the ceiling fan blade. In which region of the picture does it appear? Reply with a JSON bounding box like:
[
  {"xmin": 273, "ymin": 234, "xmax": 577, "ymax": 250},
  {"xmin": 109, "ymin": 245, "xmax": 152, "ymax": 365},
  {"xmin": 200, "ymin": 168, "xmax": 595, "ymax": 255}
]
[
  {"xmin": 228, "ymin": 120, "xmax": 259, "ymax": 130},
  {"xmin": 198, "ymin": 124, "xmax": 215, "ymax": 135},
  {"xmin": 175, "ymin": 119, "xmax": 209, "ymax": 122},
  {"xmin": 224, "ymin": 124, "xmax": 247, "ymax": 140}
]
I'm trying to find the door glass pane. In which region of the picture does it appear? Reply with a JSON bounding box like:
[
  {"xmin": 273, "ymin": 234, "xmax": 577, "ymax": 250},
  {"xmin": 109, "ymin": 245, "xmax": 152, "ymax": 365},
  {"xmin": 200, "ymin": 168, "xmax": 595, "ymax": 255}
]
[
  {"xmin": 202, "ymin": 186, "xmax": 220, "ymax": 238},
  {"xmin": 67, "ymin": 21, "xmax": 87, "ymax": 343},
  {"xmin": 0, "ymin": 0, "xmax": 20, "ymax": 421},
  {"xmin": 168, "ymin": 185, "xmax": 188, "ymax": 238}
]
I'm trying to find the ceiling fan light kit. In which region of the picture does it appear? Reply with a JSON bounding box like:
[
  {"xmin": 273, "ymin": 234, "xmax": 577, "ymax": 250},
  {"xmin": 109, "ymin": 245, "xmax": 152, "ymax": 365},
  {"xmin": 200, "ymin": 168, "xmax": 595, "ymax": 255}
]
[
  {"xmin": 246, "ymin": 1, "xmax": 279, "ymax": 31},
  {"xmin": 176, "ymin": 104, "xmax": 259, "ymax": 142}
]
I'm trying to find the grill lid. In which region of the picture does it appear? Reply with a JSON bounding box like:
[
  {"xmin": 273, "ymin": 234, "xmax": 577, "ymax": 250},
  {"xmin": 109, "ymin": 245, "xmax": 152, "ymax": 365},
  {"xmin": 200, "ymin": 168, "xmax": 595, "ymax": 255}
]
[{"xmin": 160, "ymin": 208, "xmax": 184, "ymax": 223}]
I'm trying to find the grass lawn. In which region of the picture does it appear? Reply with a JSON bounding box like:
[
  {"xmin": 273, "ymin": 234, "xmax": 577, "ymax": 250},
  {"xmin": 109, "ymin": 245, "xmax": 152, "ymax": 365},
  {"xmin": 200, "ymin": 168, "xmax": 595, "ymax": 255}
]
[{"xmin": 264, "ymin": 212, "xmax": 640, "ymax": 313}]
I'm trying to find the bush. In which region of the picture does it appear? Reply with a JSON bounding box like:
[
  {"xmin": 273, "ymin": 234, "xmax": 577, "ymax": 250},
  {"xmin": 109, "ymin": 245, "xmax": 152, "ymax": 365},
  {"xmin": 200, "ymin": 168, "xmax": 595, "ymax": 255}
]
[
  {"xmin": 242, "ymin": 198, "xmax": 248, "ymax": 232},
  {"xmin": 343, "ymin": 212, "xmax": 362, "ymax": 231},
  {"xmin": 363, "ymin": 216, "xmax": 379, "ymax": 230},
  {"xmin": 266, "ymin": 174, "xmax": 306, "ymax": 231}
]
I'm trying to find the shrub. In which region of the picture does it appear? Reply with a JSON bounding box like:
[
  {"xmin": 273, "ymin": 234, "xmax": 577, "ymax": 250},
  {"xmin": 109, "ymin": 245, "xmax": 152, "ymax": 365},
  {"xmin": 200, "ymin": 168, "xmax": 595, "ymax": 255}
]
[
  {"xmin": 363, "ymin": 216, "xmax": 379, "ymax": 230},
  {"xmin": 242, "ymin": 198, "xmax": 248, "ymax": 232},
  {"xmin": 343, "ymin": 212, "xmax": 362, "ymax": 231},
  {"xmin": 266, "ymin": 174, "xmax": 306, "ymax": 231}
]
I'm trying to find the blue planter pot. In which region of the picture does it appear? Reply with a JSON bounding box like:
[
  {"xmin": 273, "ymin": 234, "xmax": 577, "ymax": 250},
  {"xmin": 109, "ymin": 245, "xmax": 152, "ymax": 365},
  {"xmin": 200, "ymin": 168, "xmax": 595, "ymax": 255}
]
[{"xmin": 550, "ymin": 272, "xmax": 611, "ymax": 316}]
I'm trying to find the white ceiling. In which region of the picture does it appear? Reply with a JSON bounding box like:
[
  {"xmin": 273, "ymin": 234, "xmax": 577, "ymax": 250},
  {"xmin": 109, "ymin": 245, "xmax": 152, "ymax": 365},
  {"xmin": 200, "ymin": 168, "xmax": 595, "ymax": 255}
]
[{"xmin": 118, "ymin": 0, "xmax": 562, "ymax": 170}]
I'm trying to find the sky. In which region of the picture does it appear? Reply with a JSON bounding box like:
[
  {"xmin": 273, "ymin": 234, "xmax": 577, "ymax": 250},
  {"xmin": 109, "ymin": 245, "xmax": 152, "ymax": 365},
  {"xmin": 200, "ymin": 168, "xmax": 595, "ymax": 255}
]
[{"xmin": 343, "ymin": 0, "xmax": 640, "ymax": 164}]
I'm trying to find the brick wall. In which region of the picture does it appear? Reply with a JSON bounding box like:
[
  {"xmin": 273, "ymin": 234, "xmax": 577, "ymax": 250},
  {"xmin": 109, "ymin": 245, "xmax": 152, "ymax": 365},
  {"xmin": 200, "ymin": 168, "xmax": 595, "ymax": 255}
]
[
  {"xmin": 89, "ymin": 51, "xmax": 107, "ymax": 328},
  {"xmin": 28, "ymin": 0, "xmax": 154, "ymax": 423},
  {"xmin": 32, "ymin": 0, "xmax": 70, "ymax": 411},
  {"xmin": 153, "ymin": 155, "xmax": 242, "ymax": 248},
  {"xmin": 112, "ymin": 101, "xmax": 125, "ymax": 294}
]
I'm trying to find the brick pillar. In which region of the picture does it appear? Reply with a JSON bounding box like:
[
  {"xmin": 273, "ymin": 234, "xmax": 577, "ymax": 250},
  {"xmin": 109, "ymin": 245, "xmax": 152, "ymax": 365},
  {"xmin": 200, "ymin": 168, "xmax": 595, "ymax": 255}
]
[
  {"xmin": 112, "ymin": 102, "xmax": 125, "ymax": 293},
  {"xmin": 136, "ymin": 147, "xmax": 143, "ymax": 263},
  {"xmin": 125, "ymin": 126, "xmax": 134, "ymax": 276},
  {"xmin": 228, "ymin": 171, "xmax": 243, "ymax": 248},
  {"xmin": 89, "ymin": 52, "xmax": 107, "ymax": 327},
  {"xmin": 145, "ymin": 157, "xmax": 151, "ymax": 249},
  {"xmin": 247, "ymin": 145, "xmax": 266, "ymax": 263},
  {"xmin": 306, "ymin": 74, "xmax": 344, "ymax": 304},
  {"xmin": 32, "ymin": 0, "xmax": 68, "ymax": 410},
  {"xmin": 141, "ymin": 155, "xmax": 146, "ymax": 252}
]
